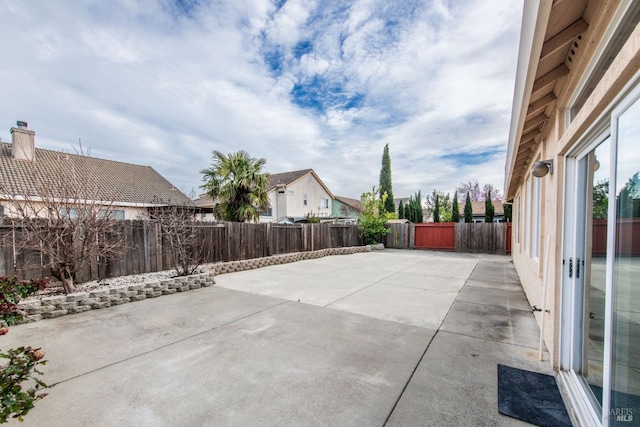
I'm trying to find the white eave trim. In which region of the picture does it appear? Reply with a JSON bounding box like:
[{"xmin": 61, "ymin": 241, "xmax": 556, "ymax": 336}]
[
  {"xmin": 505, "ymin": 0, "xmax": 554, "ymax": 199},
  {"xmin": 0, "ymin": 194, "xmax": 185, "ymax": 208}
]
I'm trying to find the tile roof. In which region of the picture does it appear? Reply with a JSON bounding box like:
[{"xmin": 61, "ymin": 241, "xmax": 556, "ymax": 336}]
[
  {"xmin": 334, "ymin": 196, "xmax": 361, "ymax": 211},
  {"xmin": 0, "ymin": 142, "xmax": 192, "ymax": 206},
  {"xmin": 267, "ymin": 169, "xmax": 313, "ymax": 191},
  {"xmin": 458, "ymin": 200, "xmax": 504, "ymax": 216},
  {"xmin": 193, "ymin": 194, "xmax": 216, "ymax": 207}
]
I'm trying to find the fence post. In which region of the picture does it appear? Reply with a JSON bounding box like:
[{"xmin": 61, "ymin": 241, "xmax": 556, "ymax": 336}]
[
  {"xmin": 266, "ymin": 223, "xmax": 272, "ymax": 257},
  {"xmin": 0, "ymin": 232, "xmax": 5, "ymax": 277}
]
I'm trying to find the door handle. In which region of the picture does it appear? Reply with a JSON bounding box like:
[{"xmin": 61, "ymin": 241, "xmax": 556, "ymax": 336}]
[{"xmin": 569, "ymin": 258, "xmax": 573, "ymax": 278}]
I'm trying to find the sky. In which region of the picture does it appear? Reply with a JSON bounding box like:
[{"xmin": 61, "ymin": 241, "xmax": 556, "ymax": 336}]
[{"xmin": 0, "ymin": 0, "xmax": 524, "ymax": 200}]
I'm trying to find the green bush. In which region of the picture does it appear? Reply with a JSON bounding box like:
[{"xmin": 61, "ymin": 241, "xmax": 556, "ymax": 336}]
[
  {"xmin": 358, "ymin": 188, "xmax": 391, "ymax": 244},
  {"xmin": 0, "ymin": 346, "xmax": 48, "ymax": 423},
  {"xmin": 0, "ymin": 277, "xmax": 50, "ymax": 423}
]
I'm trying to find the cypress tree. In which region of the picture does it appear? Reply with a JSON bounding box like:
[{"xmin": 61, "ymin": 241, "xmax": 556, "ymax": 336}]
[
  {"xmin": 452, "ymin": 192, "xmax": 460, "ymax": 223},
  {"xmin": 485, "ymin": 190, "xmax": 495, "ymax": 223},
  {"xmin": 504, "ymin": 201, "xmax": 512, "ymax": 222},
  {"xmin": 398, "ymin": 200, "xmax": 405, "ymax": 219},
  {"xmin": 379, "ymin": 144, "xmax": 395, "ymax": 214},
  {"xmin": 464, "ymin": 191, "xmax": 473, "ymax": 223},
  {"xmin": 433, "ymin": 190, "xmax": 440, "ymax": 223},
  {"xmin": 406, "ymin": 194, "xmax": 422, "ymax": 223}
]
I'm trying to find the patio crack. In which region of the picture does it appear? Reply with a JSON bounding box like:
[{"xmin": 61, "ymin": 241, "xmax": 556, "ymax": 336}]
[{"xmin": 381, "ymin": 330, "xmax": 438, "ymax": 426}]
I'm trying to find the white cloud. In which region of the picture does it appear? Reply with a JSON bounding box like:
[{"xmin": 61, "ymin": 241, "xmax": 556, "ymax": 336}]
[{"xmin": 0, "ymin": 0, "xmax": 523, "ymax": 200}]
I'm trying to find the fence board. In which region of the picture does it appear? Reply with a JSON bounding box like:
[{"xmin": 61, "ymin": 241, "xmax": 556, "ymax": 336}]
[
  {"xmin": 385, "ymin": 223, "xmax": 412, "ymax": 249},
  {"xmin": 455, "ymin": 223, "xmax": 507, "ymax": 254}
]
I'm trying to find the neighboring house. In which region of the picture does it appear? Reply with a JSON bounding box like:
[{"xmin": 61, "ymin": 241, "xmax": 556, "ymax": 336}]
[
  {"xmin": 193, "ymin": 194, "xmax": 217, "ymax": 221},
  {"xmin": 456, "ymin": 200, "xmax": 505, "ymax": 223},
  {"xmin": 0, "ymin": 122, "xmax": 192, "ymax": 220},
  {"xmin": 261, "ymin": 169, "xmax": 334, "ymax": 223},
  {"xmin": 332, "ymin": 196, "xmax": 361, "ymax": 222},
  {"xmin": 505, "ymin": 1, "xmax": 639, "ymax": 425},
  {"xmin": 195, "ymin": 168, "xmax": 335, "ymax": 223}
]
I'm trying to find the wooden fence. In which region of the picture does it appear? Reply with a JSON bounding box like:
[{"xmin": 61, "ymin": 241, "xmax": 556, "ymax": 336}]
[
  {"xmin": 592, "ymin": 218, "xmax": 640, "ymax": 256},
  {"xmin": 0, "ymin": 221, "xmax": 366, "ymax": 282},
  {"xmin": 385, "ymin": 223, "xmax": 414, "ymax": 249},
  {"xmin": 455, "ymin": 223, "xmax": 509, "ymax": 254},
  {"xmin": 0, "ymin": 220, "xmax": 512, "ymax": 282}
]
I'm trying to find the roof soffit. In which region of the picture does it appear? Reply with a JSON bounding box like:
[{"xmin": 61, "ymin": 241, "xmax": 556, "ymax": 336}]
[{"xmin": 505, "ymin": 0, "xmax": 591, "ymax": 200}]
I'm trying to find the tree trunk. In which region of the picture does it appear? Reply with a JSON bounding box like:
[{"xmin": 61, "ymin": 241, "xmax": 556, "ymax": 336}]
[
  {"xmin": 61, "ymin": 277, "xmax": 75, "ymax": 294},
  {"xmin": 57, "ymin": 265, "xmax": 75, "ymax": 294}
]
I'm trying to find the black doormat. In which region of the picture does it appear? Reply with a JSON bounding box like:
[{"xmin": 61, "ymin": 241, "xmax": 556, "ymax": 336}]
[{"xmin": 497, "ymin": 364, "xmax": 572, "ymax": 427}]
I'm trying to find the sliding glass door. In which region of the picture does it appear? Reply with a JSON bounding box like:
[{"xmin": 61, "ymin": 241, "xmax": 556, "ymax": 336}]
[
  {"xmin": 561, "ymin": 85, "xmax": 640, "ymax": 426},
  {"xmin": 607, "ymin": 89, "xmax": 640, "ymax": 426},
  {"xmin": 561, "ymin": 134, "xmax": 610, "ymax": 425}
]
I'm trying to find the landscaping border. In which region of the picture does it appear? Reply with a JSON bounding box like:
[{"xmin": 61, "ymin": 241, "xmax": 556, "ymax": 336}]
[
  {"xmin": 16, "ymin": 246, "xmax": 372, "ymax": 324},
  {"xmin": 206, "ymin": 246, "xmax": 371, "ymax": 275}
]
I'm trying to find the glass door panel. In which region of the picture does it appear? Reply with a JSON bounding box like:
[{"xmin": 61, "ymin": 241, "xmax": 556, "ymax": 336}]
[
  {"xmin": 584, "ymin": 138, "xmax": 611, "ymax": 409},
  {"xmin": 610, "ymin": 95, "xmax": 640, "ymax": 425},
  {"xmin": 560, "ymin": 135, "xmax": 611, "ymax": 425}
]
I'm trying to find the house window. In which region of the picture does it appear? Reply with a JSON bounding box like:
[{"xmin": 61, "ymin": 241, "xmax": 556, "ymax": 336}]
[
  {"xmin": 568, "ymin": 2, "xmax": 640, "ymax": 121},
  {"xmin": 277, "ymin": 189, "xmax": 285, "ymax": 194},
  {"xmin": 99, "ymin": 209, "xmax": 125, "ymax": 220},
  {"xmin": 303, "ymin": 193, "xmax": 308, "ymax": 206},
  {"xmin": 0, "ymin": 205, "xmax": 4, "ymax": 218},
  {"xmin": 515, "ymin": 196, "xmax": 520, "ymax": 245},
  {"xmin": 60, "ymin": 208, "xmax": 78, "ymax": 219},
  {"xmin": 532, "ymin": 177, "xmax": 541, "ymax": 258},
  {"xmin": 319, "ymin": 198, "xmax": 329, "ymax": 209},
  {"xmin": 525, "ymin": 178, "xmax": 531, "ymax": 253},
  {"xmin": 260, "ymin": 206, "xmax": 273, "ymax": 217}
]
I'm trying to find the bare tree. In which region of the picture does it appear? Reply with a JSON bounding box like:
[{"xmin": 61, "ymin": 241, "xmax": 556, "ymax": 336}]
[
  {"xmin": 457, "ymin": 180, "xmax": 503, "ymax": 202},
  {"xmin": 1, "ymin": 150, "xmax": 128, "ymax": 293},
  {"xmin": 457, "ymin": 180, "xmax": 483, "ymax": 202},
  {"xmin": 148, "ymin": 199, "xmax": 208, "ymax": 277},
  {"xmin": 482, "ymin": 184, "xmax": 503, "ymax": 201}
]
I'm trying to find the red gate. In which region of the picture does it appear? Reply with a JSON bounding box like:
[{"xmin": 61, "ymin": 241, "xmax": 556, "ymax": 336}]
[{"xmin": 414, "ymin": 223, "xmax": 455, "ymax": 250}]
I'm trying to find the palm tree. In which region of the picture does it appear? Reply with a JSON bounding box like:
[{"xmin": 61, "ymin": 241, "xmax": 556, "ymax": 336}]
[{"xmin": 200, "ymin": 150, "xmax": 270, "ymax": 222}]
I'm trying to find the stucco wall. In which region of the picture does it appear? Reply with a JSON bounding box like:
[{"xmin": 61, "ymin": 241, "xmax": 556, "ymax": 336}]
[
  {"xmin": 287, "ymin": 174, "xmax": 332, "ymax": 217},
  {"xmin": 0, "ymin": 199, "xmax": 149, "ymax": 221},
  {"xmin": 510, "ymin": 9, "xmax": 640, "ymax": 368},
  {"xmin": 260, "ymin": 173, "xmax": 333, "ymax": 222}
]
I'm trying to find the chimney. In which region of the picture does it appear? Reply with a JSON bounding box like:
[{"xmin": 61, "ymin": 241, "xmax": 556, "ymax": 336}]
[{"xmin": 10, "ymin": 120, "xmax": 35, "ymax": 162}]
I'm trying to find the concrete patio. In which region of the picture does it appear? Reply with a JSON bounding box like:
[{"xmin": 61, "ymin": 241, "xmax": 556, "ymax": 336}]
[{"xmin": 3, "ymin": 249, "xmax": 553, "ymax": 426}]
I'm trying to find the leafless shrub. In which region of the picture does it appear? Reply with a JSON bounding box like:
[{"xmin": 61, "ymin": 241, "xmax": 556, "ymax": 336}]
[
  {"xmin": 1, "ymin": 149, "xmax": 128, "ymax": 293},
  {"xmin": 148, "ymin": 199, "xmax": 207, "ymax": 276}
]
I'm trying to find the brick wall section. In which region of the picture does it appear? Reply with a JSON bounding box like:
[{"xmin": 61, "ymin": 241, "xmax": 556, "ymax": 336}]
[{"xmin": 16, "ymin": 246, "xmax": 372, "ymax": 324}]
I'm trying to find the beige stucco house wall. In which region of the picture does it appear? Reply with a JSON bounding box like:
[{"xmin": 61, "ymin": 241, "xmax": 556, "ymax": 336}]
[
  {"xmin": 1, "ymin": 200, "xmax": 152, "ymax": 221},
  {"xmin": 507, "ymin": 2, "xmax": 640, "ymax": 423},
  {"xmin": 506, "ymin": 0, "xmax": 639, "ymax": 369},
  {"xmin": 259, "ymin": 169, "xmax": 334, "ymax": 222}
]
